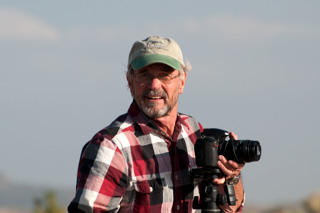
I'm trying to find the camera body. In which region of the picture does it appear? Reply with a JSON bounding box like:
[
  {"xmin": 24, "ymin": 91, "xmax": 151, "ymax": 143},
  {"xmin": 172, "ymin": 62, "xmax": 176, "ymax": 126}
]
[
  {"xmin": 195, "ymin": 128, "xmax": 261, "ymax": 166},
  {"xmin": 192, "ymin": 128, "xmax": 261, "ymax": 212}
]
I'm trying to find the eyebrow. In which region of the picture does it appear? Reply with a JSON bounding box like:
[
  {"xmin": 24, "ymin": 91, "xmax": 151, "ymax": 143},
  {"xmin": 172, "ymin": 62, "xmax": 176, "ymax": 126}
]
[{"xmin": 135, "ymin": 68, "xmax": 148, "ymax": 74}]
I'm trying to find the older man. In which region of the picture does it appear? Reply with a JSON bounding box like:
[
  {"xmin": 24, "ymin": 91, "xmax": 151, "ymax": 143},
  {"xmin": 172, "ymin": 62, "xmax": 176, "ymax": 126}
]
[{"xmin": 68, "ymin": 36, "xmax": 245, "ymax": 213}]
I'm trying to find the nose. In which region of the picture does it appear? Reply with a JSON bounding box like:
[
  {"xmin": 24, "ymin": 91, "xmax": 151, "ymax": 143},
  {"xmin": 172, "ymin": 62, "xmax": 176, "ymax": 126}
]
[{"xmin": 147, "ymin": 77, "xmax": 162, "ymax": 89}]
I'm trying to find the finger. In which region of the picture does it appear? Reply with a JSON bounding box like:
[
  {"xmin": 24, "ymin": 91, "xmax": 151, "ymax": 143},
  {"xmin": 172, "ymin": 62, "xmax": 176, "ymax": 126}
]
[
  {"xmin": 213, "ymin": 177, "xmax": 225, "ymax": 185},
  {"xmin": 217, "ymin": 160, "xmax": 234, "ymax": 177},
  {"xmin": 218, "ymin": 155, "xmax": 228, "ymax": 164},
  {"xmin": 219, "ymin": 155, "xmax": 245, "ymax": 170},
  {"xmin": 218, "ymin": 156, "xmax": 245, "ymax": 177},
  {"xmin": 218, "ymin": 155, "xmax": 239, "ymax": 170},
  {"xmin": 227, "ymin": 160, "xmax": 245, "ymax": 170},
  {"xmin": 229, "ymin": 131, "xmax": 238, "ymax": 140}
]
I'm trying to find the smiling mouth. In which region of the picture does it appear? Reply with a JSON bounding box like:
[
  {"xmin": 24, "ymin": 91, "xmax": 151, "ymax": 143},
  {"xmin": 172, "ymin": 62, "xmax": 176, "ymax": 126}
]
[
  {"xmin": 147, "ymin": 96, "xmax": 163, "ymax": 100},
  {"xmin": 143, "ymin": 89, "xmax": 167, "ymax": 101}
]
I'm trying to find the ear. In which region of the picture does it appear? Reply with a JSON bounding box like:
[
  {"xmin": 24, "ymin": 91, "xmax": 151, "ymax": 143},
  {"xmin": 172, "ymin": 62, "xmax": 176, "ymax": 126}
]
[
  {"xmin": 127, "ymin": 73, "xmax": 134, "ymax": 95},
  {"xmin": 178, "ymin": 71, "xmax": 187, "ymax": 94}
]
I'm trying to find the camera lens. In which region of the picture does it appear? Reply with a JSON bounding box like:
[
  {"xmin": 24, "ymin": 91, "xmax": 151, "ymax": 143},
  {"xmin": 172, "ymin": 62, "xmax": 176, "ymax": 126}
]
[
  {"xmin": 219, "ymin": 140, "xmax": 261, "ymax": 164},
  {"xmin": 237, "ymin": 140, "xmax": 261, "ymax": 163}
]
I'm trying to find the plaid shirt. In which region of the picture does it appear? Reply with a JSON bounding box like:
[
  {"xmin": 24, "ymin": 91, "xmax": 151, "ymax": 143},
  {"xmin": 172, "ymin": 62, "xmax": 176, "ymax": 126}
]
[
  {"xmin": 68, "ymin": 101, "xmax": 244, "ymax": 213},
  {"xmin": 68, "ymin": 101, "xmax": 202, "ymax": 212}
]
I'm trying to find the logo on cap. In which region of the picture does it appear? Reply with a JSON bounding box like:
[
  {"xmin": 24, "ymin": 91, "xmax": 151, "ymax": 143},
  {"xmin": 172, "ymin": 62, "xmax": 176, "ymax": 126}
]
[{"xmin": 145, "ymin": 39, "xmax": 169, "ymax": 49}]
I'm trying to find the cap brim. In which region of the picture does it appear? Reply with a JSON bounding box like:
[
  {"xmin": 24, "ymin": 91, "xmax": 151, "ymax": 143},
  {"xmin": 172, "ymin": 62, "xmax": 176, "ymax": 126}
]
[{"xmin": 131, "ymin": 54, "xmax": 181, "ymax": 70}]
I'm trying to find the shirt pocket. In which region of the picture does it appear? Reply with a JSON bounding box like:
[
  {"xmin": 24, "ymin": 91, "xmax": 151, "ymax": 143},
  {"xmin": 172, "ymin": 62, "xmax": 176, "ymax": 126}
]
[
  {"xmin": 134, "ymin": 179, "xmax": 164, "ymax": 194},
  {"xmin": 133, "ymin": 179, "xmax": 164, "ymax": 207}
]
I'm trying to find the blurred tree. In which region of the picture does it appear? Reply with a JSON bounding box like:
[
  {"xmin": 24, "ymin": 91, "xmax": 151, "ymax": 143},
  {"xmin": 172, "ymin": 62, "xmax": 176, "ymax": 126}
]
[
  {"xmin": 305, "ymin": 191, "xmax": 320, "ymax": 213},
  {"xmin": 33, "ymin": 191, "xmax": 65, "ymax": 213}
]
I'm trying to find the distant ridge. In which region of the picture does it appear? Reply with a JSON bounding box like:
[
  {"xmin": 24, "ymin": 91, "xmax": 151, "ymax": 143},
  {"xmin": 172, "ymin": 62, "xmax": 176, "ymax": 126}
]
[
  {"xmin": 0, "ymin": 175, "xmax": 73, "ymax": 209},
  {"xmin": 1, "ymin": 173, "xmax": 319, "ymax": 213}
]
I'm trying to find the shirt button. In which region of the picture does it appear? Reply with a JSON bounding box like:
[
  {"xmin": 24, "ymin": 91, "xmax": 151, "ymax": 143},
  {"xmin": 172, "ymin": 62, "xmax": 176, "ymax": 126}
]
[
  {"xmin": 177, "ymin": 205, "xmax": 180, "ymax": 210},
  {"xmin": 175, "ymin": 175, "xmax": 179, "ymax": 180}
]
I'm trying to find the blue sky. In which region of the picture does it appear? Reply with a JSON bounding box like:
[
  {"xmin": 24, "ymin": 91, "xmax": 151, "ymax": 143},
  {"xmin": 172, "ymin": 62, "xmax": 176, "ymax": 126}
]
[{"xmin": 1, "ymin": 0, "xmax": 320, "ymax": 205}]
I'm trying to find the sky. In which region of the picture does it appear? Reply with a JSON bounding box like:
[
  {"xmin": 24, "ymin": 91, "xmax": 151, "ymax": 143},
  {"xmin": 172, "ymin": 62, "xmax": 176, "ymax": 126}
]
[{"xmin": 1, "ymin": 0, "xmax": 320, "ymax": 206}]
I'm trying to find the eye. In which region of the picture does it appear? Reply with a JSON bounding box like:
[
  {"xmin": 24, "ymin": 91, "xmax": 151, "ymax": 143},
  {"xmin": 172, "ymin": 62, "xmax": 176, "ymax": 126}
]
[
  {"xmin": 160, "ymin": 64, "xmax": 175, "ymax": 72},
  {"xmin": 135, "ymin": 72, "xmax": 152, "ymax": 82},
  {"xmin": 136, "ymin": 69, "xmax": 147, "ymax": 75},
  {"xmin": 158, "ymin": 73, "xmax": 170, "ymax": 78},
  {"xmin": 157, "ymin": 74, "xmax": 172, "ymax": 84},
  {"xmin": 135, "ymin": 69, "xmax": 147, "ymax": 77}
]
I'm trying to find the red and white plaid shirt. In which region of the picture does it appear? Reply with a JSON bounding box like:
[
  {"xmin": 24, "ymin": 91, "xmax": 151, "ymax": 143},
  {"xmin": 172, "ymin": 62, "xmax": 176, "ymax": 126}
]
[{"xmin": 68, "ymin": 101, "xmax": 243, "ymax": 213}]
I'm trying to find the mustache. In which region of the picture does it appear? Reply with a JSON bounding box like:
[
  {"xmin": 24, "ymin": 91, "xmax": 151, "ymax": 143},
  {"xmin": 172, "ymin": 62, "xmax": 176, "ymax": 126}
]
[{"xmin": 143, "ymin": 89, "xmax": 167, "ymax": 99}]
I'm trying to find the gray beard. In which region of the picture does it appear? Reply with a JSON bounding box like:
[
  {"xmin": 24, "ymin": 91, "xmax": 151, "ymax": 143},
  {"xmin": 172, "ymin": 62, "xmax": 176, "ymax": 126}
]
[
  {"xmin": 132, "ymin": 89, "xmax": 175, "ymax": 119},
  {"xmin": 141, "ymin": 101, "xmax": 170, "ymax": 119}
]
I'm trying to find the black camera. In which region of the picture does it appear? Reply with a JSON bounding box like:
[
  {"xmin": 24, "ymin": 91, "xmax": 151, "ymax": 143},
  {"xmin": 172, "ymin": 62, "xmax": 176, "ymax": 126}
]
[{"xmin": 191, "ymin": 128, "xmax": 261, "ymax": 212}]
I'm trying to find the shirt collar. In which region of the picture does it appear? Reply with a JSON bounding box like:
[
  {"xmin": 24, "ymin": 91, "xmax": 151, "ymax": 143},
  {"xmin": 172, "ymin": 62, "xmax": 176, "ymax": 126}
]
[
  {"xmin": 127, "ymin": 100, "xmax": 189, "ymax": 136},
  {"xmin": 128, "ymin": 101, "xmax": 160, "ymax": 135}
]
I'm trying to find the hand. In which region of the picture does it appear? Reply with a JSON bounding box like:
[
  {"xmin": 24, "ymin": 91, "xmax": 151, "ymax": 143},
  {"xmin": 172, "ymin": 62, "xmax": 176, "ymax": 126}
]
[{"xmin": 213, "ymin": 132, "xmax": 245, "ymax": 185}]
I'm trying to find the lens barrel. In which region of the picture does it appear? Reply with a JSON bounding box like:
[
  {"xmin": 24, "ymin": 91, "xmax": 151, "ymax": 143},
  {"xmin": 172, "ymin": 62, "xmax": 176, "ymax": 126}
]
[{"xmin": 218, "ymin": 140, "xmax": 261, "ymax": 164}]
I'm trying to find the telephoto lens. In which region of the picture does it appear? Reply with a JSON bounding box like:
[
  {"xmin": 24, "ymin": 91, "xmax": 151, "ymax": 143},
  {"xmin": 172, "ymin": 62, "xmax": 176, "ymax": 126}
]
[{"xmin": 218, "ymin": 139, "xmax": 261, "ymax": 164}]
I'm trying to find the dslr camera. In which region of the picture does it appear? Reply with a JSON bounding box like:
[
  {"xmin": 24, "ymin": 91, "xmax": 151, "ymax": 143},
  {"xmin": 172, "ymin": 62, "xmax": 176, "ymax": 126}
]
[{"xmin": 191, "ymin": 128, "xmax": 261, "ymax": 212}]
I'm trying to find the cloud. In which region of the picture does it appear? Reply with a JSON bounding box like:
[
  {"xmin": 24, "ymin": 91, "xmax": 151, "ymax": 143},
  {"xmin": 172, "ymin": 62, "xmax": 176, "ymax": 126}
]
[
  {"xmin": 0, "ymin": 8, "xmax": 60, "ymax": 41},
  {"xmin": 64, "ymin": 28, "xmax": 126, "ymax": 44},
  {"xmin": 182, "ymin": 15, "xmax": 318, "ymax": 41},
  {"xmin": 208, "ymin": 16, "xmax": 298, "ymax": 39}
]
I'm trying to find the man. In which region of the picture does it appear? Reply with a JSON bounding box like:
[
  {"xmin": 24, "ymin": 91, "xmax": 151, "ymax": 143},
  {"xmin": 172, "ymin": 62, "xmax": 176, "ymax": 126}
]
[{"xmin": 68, "ymin": 36, "xmax": 245, "ymax": 213}]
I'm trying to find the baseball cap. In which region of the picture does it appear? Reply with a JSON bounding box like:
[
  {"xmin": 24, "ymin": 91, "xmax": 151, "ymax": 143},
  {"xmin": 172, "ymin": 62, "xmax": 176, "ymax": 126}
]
[{"xmin": 128, "ymin": 36, "xmax": 185, "ymax": 71}]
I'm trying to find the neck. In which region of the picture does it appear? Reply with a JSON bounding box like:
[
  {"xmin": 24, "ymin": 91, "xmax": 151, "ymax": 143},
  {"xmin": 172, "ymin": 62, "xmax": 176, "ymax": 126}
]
[{"xmin": 153, "ymin": 106, "xmax": 178, "ymax": 137}]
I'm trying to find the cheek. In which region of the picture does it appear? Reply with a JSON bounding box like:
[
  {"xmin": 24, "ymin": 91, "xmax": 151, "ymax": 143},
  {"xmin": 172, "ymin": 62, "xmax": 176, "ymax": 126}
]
[{"xmin": 131, "ymin": 83, "xmax": 145, "ymax": 97}]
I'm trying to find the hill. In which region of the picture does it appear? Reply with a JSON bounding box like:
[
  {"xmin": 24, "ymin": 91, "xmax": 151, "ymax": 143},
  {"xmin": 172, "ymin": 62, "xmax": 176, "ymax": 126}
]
[{"xmin": 1, "ymin": 174, "xmax": 320, "ymax": 212}]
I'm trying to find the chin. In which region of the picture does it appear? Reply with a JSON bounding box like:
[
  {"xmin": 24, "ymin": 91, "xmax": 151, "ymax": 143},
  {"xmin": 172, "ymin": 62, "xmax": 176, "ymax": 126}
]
[{"xmin": 142, "ymin": 106, "xmax": 169, "ymax": 119}]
